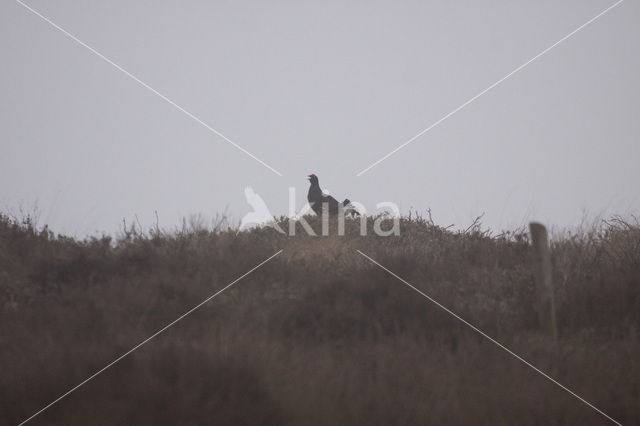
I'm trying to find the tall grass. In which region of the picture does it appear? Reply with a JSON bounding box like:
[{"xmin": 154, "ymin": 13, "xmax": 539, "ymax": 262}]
[{"xmin": 1, "ymin": 213, "xmax": 638, "ymax": 425}]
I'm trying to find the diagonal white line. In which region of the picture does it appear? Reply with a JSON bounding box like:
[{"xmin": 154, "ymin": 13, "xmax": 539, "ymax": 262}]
[
  {"xmin": 18, "ymin": 249, "xmax": 283, "ymax": 426},
  {"xmin": 356, "ymin": 249, "xmax": 622, "ymax": 426},
  {"xmin": 356, "ymin": 0, "xmax": 625, "ymax": 176},
  {"xmin": 14, "ymin": 0, "xmax": 284, "ymax": 177}
]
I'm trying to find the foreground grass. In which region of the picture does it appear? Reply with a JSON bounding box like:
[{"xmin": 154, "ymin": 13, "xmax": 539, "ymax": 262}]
[{"xmin": 1, "ymin": 213, "xmax": 639, "ymax": 425}]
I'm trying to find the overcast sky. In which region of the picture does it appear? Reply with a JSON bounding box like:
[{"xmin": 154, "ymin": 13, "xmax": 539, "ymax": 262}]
[{"xmin": 1, "ymin": 0, "xmax": 638, "ymax": 236}]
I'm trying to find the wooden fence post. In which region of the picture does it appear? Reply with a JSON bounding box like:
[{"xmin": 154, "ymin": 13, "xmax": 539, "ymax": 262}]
[{"xmin": 529, "ymin": 222, "xmax": 558, "ymax": 341}]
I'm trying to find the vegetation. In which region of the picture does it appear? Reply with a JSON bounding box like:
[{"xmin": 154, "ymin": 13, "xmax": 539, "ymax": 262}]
[{"xmin": 1, "ymin": 212, "xmax": 639, "ymax": 425}]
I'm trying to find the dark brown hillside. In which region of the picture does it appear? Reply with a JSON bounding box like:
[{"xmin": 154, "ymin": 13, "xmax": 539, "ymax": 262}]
[{"xmin": 1, "ymin": 213, "xmax": 638, "ymax": 425}]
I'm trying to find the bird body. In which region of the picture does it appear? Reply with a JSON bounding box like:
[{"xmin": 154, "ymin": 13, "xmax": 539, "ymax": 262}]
[{"xmin": 307, "ymin": 174, "xmax": 356, "ymax": 216}]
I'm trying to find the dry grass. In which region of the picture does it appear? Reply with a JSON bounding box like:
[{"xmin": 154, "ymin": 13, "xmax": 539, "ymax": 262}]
[{"xmin": 1, "ymin": 213, "xmax": 639, "ymax": 425}]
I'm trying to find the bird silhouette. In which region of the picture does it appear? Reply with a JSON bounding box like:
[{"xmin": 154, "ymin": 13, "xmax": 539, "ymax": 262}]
[
  {"xmin": 239, "ymin": 187, "xmax": 284, "ymax": 233},
  {"xmin": 307, "ymin": 174, "xmax": 357, "ymax": 216}
]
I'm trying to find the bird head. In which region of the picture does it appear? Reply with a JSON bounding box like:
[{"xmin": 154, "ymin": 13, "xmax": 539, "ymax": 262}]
[{"xmin": 307, "ymin": 174, "xmax": 319, "ymax": 184}]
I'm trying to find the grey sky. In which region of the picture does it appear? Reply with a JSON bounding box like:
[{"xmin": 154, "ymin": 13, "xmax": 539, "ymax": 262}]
[{"xmin": 1, "ymin": 0, "xmax": 638, "ymax": 236}]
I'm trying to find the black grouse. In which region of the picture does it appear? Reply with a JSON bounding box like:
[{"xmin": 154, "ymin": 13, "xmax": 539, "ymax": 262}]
[{"xmin": 307, "ymin": 174, "xmax": 355, "ymax": 216}]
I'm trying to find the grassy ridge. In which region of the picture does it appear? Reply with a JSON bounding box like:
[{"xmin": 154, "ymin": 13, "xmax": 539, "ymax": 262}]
[{"xmin": 1, "ymin": 213, "xmax": 639, "ymax": 425}]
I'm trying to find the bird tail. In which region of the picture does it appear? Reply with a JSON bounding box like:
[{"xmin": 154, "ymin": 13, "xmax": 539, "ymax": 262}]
[{"xmin": 342, "ymin": 199, "xmax": 360, "ymax": 217}]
